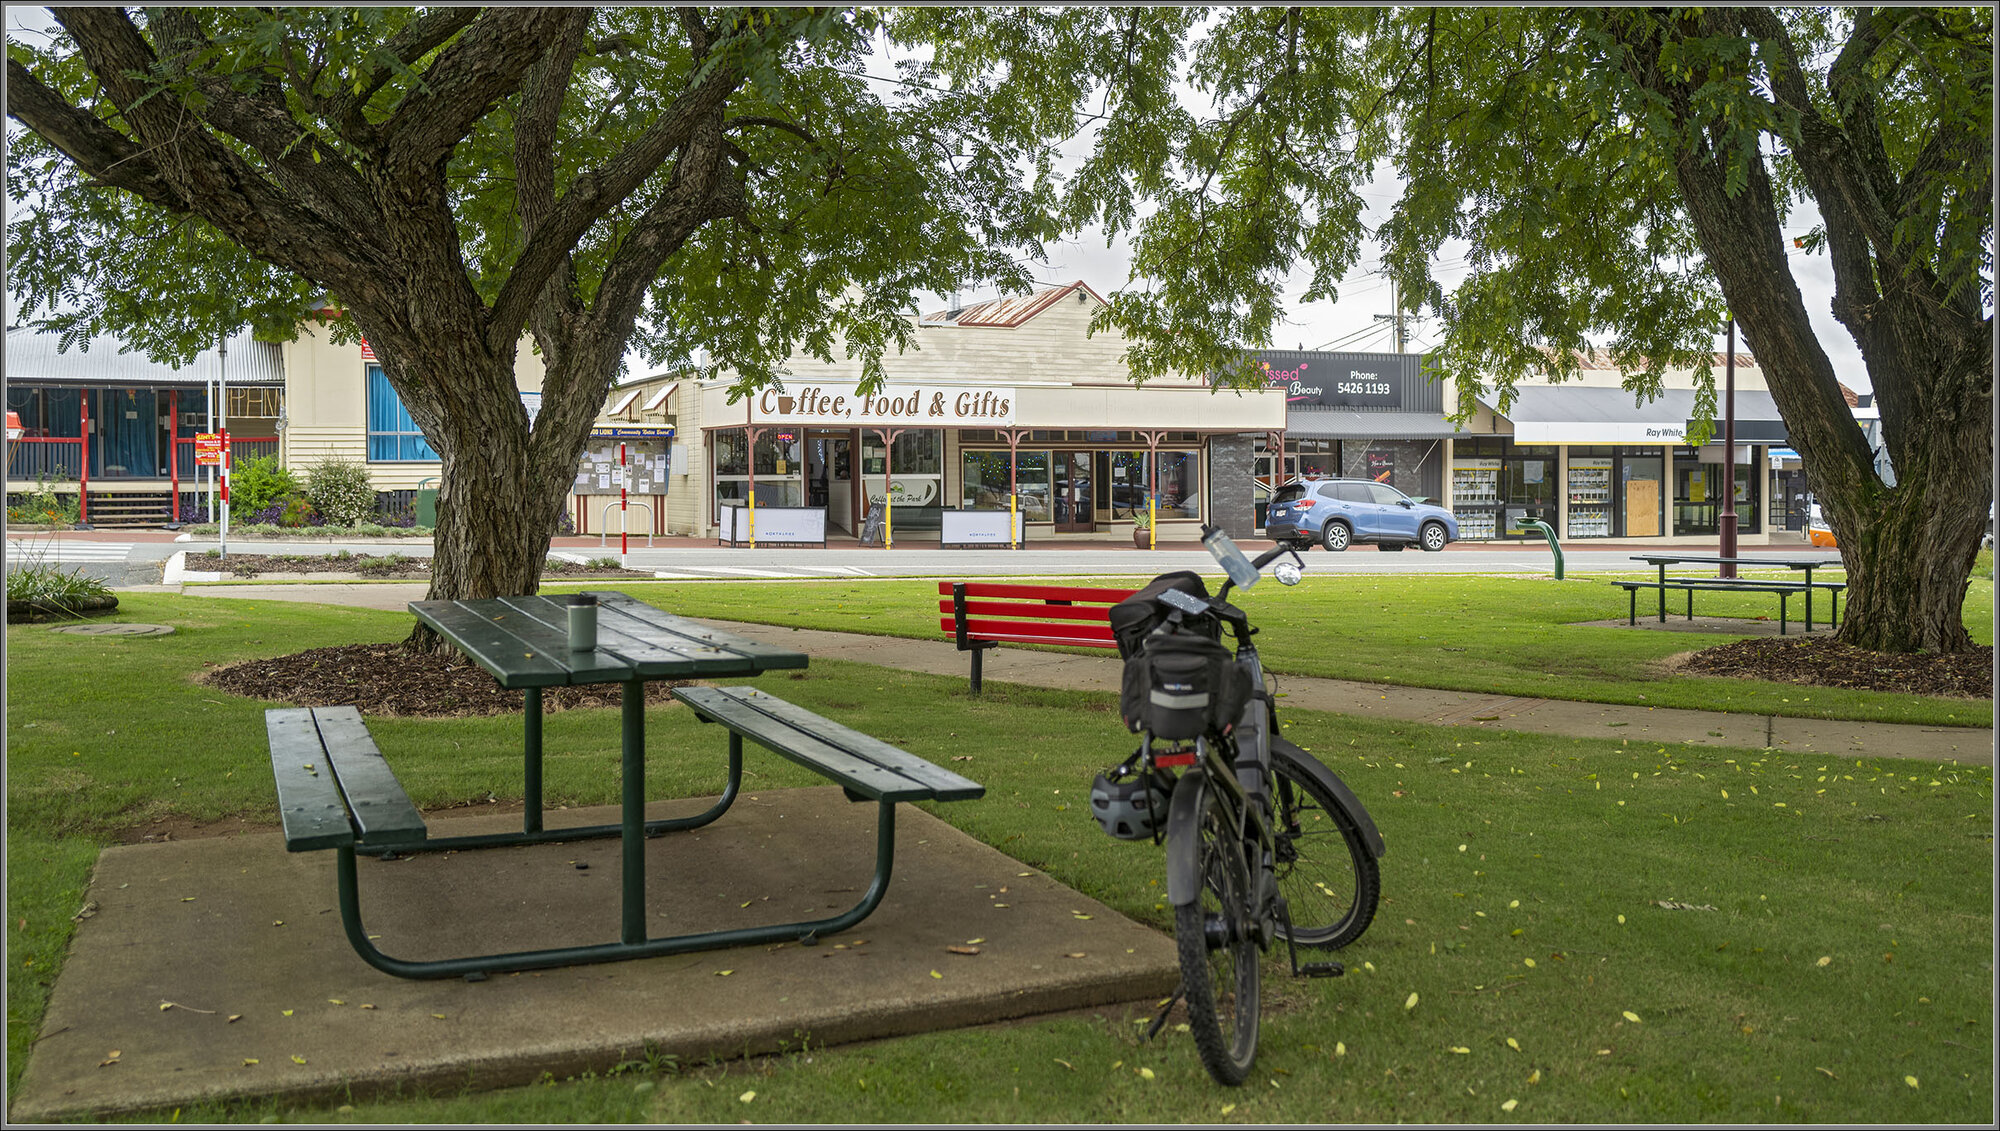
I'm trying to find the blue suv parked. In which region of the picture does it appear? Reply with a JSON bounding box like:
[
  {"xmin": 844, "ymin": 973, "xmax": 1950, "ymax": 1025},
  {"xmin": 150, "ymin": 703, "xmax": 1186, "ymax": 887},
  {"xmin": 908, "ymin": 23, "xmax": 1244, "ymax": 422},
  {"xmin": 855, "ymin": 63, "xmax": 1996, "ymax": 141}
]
[{"xmin": 1265, "ymin": 478, "xmax": 1459, "ymax": 552}]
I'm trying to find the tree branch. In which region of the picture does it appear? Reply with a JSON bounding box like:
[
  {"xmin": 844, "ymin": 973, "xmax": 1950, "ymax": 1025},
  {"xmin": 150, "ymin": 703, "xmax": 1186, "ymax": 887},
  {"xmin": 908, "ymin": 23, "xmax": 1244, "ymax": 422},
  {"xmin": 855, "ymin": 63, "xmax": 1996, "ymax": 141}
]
[
  {"xmin": 323, "ymin": 6, "xmax": 483, "ymax": 150},
  {"xmin": 378, "ymin": 7, "xmax": 575, "ymax": 182}
]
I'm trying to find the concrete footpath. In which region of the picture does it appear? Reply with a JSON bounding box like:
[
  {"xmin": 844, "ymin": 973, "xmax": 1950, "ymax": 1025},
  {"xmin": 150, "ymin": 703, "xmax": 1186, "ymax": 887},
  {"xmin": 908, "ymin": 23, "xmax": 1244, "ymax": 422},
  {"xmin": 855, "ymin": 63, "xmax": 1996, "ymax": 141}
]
[{"xmin": 172, "ymin": 581, "xmax": 1993, "ymax": 765}]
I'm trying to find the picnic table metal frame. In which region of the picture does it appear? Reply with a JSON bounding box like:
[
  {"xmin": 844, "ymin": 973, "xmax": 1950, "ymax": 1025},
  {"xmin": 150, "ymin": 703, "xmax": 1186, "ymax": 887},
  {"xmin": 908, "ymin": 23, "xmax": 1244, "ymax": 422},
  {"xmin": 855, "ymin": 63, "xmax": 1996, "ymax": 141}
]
[
  {"xmin": 1628, "ymin": 553, "xmax": 1842, "ymax": 631},
  {"xmin": 334, "ymin": 590, "xmax": 830, "ymax": 980}
]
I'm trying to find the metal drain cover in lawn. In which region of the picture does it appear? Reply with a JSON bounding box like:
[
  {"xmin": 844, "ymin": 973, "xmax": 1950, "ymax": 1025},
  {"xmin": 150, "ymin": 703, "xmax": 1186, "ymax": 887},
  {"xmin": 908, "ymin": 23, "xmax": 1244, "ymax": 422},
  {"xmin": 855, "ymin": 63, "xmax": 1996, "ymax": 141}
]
[{"xmin": 46, "ymin": 623, "xmax": 175, "ymax": 637}]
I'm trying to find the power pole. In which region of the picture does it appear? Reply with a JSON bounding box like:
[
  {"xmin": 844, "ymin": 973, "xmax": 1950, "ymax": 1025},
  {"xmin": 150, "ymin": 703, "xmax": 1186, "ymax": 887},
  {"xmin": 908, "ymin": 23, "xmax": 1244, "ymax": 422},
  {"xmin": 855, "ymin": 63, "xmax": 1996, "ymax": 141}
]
[{"xmin": 1372, "ymin": 277, "xmax": 1409, "ymax": 353}]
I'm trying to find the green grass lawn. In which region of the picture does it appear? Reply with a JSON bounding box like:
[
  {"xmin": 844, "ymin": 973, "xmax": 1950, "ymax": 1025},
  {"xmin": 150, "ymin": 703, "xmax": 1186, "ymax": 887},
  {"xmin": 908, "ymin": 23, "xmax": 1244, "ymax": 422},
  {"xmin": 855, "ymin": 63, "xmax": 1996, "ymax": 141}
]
[
  {"xmin": 6, "ymin": 592, "xmax": 1991, "ymax": 1123},
  {"xmin": 537, "ymin": 568, "xmax": 1993, "ymax": 728}
]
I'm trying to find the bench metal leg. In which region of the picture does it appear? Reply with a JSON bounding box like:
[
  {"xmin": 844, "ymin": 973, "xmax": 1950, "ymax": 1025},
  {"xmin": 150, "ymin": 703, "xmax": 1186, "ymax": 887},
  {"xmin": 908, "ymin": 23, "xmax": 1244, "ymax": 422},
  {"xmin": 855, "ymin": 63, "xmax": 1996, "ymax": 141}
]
[
  {"xmin": 1779, "ymin": 592, "xmax": 1788, "ymax": 635},
  {"xmin": 331, "ymin": 799, "xmax": 900, "ymax": 981},
  {"xmin": 622, "ymin": 677, "xmax": 647, "ymax": 945},
  {"xmin": 524, "ymin": 686, "xmax": 543, "ymax": 834},
  {"xmin": 1628, "ymin": 587, "xmax": 1636, "ymax": 627}
]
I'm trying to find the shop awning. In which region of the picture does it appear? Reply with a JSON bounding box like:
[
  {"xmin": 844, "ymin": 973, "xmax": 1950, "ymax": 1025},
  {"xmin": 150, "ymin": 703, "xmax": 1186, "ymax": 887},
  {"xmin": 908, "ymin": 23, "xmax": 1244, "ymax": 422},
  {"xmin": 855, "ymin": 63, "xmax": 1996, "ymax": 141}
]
[
  {"xmin": 1284, "ymin": 408, "xmax": 1465, "ymax": 439},
  {"xmin": 1497, "ymin": 386, "xmax": 1787, "ymax": 444}
]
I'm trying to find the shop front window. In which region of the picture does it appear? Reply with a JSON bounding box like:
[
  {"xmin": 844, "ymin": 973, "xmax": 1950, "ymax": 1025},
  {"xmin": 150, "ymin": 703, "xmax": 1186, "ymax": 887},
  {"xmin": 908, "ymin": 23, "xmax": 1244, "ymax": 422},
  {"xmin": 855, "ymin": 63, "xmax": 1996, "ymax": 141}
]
[
  {"xmin": 714, "ymin": 429, "xmax": 804, "ymax": 511},
  {"xmin": 1153, "ymin": 451, "xmax": 1201, "ymax": 519},
  {"xmin": 961, "ymin": 450, "xmax": 1017, "ymax": 510},
  {"xmin": 862, "ymin": 429, "xmax": 943, "ymax": 508}
]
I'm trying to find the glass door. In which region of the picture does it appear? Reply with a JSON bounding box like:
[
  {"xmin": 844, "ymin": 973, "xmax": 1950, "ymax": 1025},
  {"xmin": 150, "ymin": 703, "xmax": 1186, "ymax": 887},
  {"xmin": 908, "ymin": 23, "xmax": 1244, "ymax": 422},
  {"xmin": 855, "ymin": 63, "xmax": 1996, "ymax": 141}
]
[{"xmin": 1053, "ymin": 451, "xmax": 1095, "ymax": 532}]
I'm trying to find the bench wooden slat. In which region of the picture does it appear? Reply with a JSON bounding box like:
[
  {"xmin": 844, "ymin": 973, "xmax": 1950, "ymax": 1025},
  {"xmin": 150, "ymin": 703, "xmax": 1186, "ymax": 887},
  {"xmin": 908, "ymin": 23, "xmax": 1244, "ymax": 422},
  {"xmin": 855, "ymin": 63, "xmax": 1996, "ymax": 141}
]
[
  {"xmin": 951, "ymin": 617, "xmax": 1118, "ymax": 645},
  {"xmin": 936, "ymin": 597, "xmax": 1119, "ymax": 623},
  {"xmin": 408, "ymin": 600, "xmax": 579, "ymax": 687},
  {"xmin": 941, "ymin": 581, "xmax": 1137, "ymax": 603},
  {"xmin": 714, "ymin": 688, "xmax": 984, "ymax": 802},
  {"xmin": 595, "ymin": 593, "xmax": 811, "ymax": 671},
  {"xmin": 673, "ymin": 687, "xmax": 972, "ymax": 803},
  {"xmin": 267, "ymin": 708, "xmax": 356, "ymax": 852},
  {"xmin": 309, "ymin": 707, "xmax": 429, "ymax": 848}
]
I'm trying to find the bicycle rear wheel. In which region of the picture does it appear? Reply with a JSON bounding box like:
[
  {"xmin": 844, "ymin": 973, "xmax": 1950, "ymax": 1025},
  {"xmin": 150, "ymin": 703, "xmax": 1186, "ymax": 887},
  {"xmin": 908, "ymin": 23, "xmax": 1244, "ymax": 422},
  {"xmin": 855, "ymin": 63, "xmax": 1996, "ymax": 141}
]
[
  {"xmin": 1168, "ymin": 768, "xmax": 1261, "ymax": 1085},
  {"xmin": 1270, "ymin": 742, "xmax": 1381, "ymax": 949}
]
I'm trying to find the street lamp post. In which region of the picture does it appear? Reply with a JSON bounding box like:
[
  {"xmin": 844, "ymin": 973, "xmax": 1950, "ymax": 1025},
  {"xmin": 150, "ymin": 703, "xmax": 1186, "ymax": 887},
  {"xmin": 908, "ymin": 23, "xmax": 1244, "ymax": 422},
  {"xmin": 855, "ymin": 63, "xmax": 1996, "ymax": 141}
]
[{"xmin": 1719, "ymin": 320, "xmax": 1739, "ymax": 578}]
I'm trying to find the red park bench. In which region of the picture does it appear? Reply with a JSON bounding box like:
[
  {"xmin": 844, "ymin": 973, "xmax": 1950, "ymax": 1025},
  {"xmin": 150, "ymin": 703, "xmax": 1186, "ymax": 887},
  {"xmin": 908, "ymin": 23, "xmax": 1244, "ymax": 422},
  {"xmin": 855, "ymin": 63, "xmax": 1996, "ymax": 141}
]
[{"xmin": 936, "ymin": 581, "xmax": 1137, "ymax": 693}]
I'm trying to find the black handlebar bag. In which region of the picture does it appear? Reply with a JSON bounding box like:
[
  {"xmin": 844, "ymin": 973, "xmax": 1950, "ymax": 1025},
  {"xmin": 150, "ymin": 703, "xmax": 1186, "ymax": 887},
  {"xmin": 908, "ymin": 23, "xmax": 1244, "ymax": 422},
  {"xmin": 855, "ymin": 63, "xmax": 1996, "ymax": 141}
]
[
  {"xmin": 1119, "ymin": 630, "xmax": 1250, "ymax": 740},
  {"xmin": 1108, "ymin": 571, "xmax": 1217, "ymax": 659}
]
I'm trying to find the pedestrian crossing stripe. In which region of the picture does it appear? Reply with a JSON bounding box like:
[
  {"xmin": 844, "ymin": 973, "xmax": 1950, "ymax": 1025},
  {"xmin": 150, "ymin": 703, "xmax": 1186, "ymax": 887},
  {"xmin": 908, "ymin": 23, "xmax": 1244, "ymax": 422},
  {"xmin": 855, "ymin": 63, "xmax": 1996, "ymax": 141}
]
[{"xmin": 4, "ymin": 541, "xmax": 131, "ymax": 561}]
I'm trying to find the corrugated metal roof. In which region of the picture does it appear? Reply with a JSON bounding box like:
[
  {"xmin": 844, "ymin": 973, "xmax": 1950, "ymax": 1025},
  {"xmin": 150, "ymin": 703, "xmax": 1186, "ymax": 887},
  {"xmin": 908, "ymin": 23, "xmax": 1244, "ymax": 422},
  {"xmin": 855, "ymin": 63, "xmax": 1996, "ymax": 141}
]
[
  {"xmin": 5, "ymin": 324, "xmax": 285, "ymax": 385},
  {"xmin": 922, "ymin": 280, "xmax": 1107, "ymax": 328}
]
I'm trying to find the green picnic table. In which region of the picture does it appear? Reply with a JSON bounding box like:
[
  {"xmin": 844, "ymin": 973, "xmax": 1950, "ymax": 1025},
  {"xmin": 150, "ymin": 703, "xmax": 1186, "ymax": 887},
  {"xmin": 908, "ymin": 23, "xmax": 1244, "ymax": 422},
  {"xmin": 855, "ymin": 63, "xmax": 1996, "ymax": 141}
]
[{"xmin": 264, "ymin": 590, "xmax": 980, "ymax": 980}]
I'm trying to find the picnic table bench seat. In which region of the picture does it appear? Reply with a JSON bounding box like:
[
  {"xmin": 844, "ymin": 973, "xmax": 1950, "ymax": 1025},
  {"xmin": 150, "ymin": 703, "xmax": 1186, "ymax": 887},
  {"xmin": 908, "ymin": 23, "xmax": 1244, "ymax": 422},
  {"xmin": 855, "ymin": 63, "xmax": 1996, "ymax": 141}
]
[
  {"xmin": 1613, "ymin": 576, "xmax": 1847, "ymax": 634},
  {"xmin": 268, "ymin": 706, "xmax": 427, "ymax": 853},
  {"xmin": 937, "ymin": 581, "xmax": 1137, "ymax": 692},
  {"xmin": 673, "ymin": 685, "xmax": 984, "ymax": 805}
]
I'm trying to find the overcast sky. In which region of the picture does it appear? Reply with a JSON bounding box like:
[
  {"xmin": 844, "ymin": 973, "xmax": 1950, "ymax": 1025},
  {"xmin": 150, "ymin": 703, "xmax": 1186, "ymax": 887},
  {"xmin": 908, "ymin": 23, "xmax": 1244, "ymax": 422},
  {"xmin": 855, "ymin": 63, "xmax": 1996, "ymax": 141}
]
[{"xmin": 6, "ymin": 6, "xmax": 1870, "ymax": 390}]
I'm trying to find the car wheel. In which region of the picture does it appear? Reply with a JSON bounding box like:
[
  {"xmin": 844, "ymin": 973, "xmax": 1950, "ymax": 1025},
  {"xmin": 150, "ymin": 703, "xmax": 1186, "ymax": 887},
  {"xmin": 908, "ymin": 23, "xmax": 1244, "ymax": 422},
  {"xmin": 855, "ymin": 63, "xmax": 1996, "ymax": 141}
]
[
  {"xmin": 1321, "ymin": 521, "xmax": 1351, "ymax": 552},
  {"xmin": 1420, "ymin": 522, "xmax": 1448, "ymax": 552},
  {"xmin": 1380, "ymin": 542, "xmax": 1406, "ymax": 552}
]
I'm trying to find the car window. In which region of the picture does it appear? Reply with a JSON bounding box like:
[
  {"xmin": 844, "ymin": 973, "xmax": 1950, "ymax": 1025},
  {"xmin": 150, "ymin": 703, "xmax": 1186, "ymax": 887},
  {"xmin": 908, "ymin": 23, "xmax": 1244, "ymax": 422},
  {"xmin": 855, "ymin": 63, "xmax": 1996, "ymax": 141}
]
[
  {"xmin": 1328, "ymin": 482, "xmax": 1370, "ymax": 503},
  {"xmin": 1366, "ymin": 483, "xmax": 1407, "ymax": 506},
  {"xmin": 1272, "ymin": 484, "xmax": 1306, "ymax": 506}
]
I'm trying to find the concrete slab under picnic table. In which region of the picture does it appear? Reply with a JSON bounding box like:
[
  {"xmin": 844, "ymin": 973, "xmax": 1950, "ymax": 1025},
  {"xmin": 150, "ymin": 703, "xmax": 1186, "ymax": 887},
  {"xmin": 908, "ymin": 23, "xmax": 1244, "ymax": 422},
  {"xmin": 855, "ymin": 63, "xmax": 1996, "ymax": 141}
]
[{"xmin": 11, "ymin": 788, "xmax": 1177, "ymax": 1122}]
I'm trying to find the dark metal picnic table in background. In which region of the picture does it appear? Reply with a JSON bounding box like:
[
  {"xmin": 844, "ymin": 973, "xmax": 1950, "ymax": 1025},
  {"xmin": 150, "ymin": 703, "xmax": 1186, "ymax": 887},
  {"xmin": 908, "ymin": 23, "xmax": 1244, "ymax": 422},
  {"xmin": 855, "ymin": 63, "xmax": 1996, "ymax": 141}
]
[{"xmin": 1628, "ymin": 553, "xmax": 1844, "ymax": 631}]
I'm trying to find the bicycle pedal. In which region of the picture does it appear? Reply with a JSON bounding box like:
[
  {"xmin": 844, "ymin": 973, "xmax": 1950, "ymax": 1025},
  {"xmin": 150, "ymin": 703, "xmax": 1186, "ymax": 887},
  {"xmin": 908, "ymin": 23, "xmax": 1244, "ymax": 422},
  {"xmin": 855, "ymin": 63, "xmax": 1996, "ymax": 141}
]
[{"xmin": 1297, "ymin": 961, "xmax": 1345, "ymax": 978}]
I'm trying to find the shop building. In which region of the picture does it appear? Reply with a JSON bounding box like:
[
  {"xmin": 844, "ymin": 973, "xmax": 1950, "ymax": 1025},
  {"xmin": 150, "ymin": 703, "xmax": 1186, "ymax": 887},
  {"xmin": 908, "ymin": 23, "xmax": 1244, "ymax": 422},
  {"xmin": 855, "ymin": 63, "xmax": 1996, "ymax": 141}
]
[
  {"xmin": 5, "ymin": 324, "xmax": 284, "ymax": 526},
  {"xmin": 667, "ymin": 281, "xmax": 1287, "ymax": 543},
  {"xmin": 1241, "ymin": 345, "xmax": 1810, "ymax": 544},
  {"xmin": 1245, "ymin": 349, "xmax": 1463, "ymax": 526},
  {"xmin": 1447, "ymin": 350, "xmax": 1794, "ymax": 542}
]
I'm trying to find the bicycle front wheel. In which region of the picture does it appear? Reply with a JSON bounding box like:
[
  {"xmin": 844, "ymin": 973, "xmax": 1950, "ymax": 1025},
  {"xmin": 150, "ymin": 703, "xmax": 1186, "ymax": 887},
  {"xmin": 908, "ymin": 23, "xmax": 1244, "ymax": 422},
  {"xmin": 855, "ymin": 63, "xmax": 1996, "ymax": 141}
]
[
  {"xmin": 1270, "ymin": 742, "xmax": 1382, "ymax": 950},
  {"xmin": 1168, "ymin": 768, "xmax": 1261, "ymax": 1085}
]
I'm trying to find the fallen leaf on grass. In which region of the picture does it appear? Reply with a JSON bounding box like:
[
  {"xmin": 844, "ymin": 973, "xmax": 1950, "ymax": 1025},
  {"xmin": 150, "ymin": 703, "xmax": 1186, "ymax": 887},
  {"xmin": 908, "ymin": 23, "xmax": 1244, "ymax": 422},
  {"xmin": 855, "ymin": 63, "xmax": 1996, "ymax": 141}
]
[
  {"xmin": 946, "ymin": 946, "xmax": 981, "ymax": 956},
  {"xmin": 929, "ymin": 970, "xmax": 943, "ymax": 979},
  {"xmin": 1138, "ymin": 1067, "xmax": 1155, "ymax": 1080},
  {"xmin": 160, "ymin": 1001, "xmax": 216, "ymax": 1014},
  {"xmin": 227, "ymin": 1014, "xmax": 242, "ymax": 1023},
  {"xmin": 715, "ymin": 970, "xmax": 734, "ymax": 977},
  {"xmin": 1501, "ymin": 1098, "xmax": 1518, "ymax": 1112},
  {"xmin": 1506, "ymin": 1037, "xmax": 1520, "ymax": 1051},
  {"xmin": 1053, "ymin": 1058, "xmax": 1073, "ymax": 1071},
  {"xmin": 241, "ymin": 1058, "xmax": 258, "ymax": 1066},
  {"xmin": 1905, "ymin": 1075, "xmax": 1919, "ymax": 1089},
  {"xmin": 739, "ymin": 1090, "xmax": 756, "ymax": 1103},
  {"xmin": 1816, "ymin": 1067, "xmax": 1836, "ymax": 1079},
  {"xmin": 98, "ymin": 1050, "xmax": 121, "ymax": 1067},
  {"xmin": 290, "ymin": 1055, "xmax": 306, "ymax": 1065},
  {"xmin": 1656, "ymin": 901, "xmax": 1717, "ymax": 911},
  {"xmin": 1815, "ymin": 956, "xmax": 1832, "ymax": 967},
  {"xmin": 1622, "ymin": 1011, "xmax": 1642, "ymax": 1023}
]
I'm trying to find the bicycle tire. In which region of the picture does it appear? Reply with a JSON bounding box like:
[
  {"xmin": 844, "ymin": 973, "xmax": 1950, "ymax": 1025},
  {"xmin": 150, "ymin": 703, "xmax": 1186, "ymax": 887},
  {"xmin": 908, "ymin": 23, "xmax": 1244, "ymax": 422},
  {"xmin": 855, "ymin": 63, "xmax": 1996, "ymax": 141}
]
[
  {"xmin": 1269, "ymin": 742, "xmax": 1381, "ymax": 950},
  {"xmin": 1169, "ymin": 768, "xmax": 1261, "ymax": 1085}
]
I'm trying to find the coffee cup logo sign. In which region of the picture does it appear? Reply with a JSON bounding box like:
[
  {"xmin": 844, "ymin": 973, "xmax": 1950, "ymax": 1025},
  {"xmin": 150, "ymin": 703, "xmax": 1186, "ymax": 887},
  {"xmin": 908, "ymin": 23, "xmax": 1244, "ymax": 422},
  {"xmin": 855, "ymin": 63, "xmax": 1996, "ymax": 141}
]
[{"xmin": 753, "ymin": 385, "xmax": 1015, "ymax": 426}]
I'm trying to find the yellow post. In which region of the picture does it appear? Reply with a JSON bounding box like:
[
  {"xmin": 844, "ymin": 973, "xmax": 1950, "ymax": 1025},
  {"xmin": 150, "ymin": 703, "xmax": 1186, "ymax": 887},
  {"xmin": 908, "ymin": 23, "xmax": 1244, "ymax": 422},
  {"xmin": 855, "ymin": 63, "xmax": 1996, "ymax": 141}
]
[
  {"xmin": 885, "ymin": 494, "xmax": 893, "ymax": 549},
  {"xmin": 1009, "ymin": 493, "xmax": 1018, "ymax": 549},
  {"xmin": 1149, "ymin": 496, "xmax": 1157, "ymax": 550},
  {"xmin": 747, "ymin": 488, "xmax": 756, "ymax": 549}
]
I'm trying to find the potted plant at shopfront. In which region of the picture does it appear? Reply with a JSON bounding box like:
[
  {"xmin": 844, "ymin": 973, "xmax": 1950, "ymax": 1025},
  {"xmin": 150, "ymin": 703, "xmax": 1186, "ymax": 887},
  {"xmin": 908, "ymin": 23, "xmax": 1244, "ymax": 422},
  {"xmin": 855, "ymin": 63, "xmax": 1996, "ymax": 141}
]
[{"xmin": 1131, "ymin": 510, "xmax": 1152, "ymax": 548}]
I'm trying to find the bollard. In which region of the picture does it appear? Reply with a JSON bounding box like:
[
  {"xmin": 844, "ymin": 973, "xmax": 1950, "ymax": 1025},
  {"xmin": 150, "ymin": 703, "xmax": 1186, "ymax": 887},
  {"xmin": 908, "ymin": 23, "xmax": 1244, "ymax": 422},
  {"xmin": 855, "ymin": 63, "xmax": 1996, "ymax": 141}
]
[{"xmin": 1520, "ymin": 518, "xmax": 1564, "ymax": 580}]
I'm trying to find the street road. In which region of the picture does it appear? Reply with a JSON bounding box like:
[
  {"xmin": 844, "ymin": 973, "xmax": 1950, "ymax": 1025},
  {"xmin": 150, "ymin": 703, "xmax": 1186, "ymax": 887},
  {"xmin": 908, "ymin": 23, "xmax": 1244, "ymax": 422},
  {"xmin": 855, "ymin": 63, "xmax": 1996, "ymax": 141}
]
[{"xmin": 4, "ymin": 531, "xmax": 1835, "ymax": 589}]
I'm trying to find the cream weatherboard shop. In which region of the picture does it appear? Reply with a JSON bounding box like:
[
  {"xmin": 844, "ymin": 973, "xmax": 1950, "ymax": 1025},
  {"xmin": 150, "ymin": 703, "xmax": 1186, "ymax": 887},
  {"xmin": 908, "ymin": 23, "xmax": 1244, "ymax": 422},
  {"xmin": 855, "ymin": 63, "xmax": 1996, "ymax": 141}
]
[{"xmin": 670, "ymin": 281, "xmax": 1287, "ymax": 544}]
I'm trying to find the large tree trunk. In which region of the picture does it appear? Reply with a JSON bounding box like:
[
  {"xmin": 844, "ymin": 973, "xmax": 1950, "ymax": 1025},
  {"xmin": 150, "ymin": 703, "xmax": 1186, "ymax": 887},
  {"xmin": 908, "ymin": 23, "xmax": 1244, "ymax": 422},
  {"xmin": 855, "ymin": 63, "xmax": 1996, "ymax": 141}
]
[{"xmin": 1628, "ymin": 11, "xmax": 1993, "ymax": 656}]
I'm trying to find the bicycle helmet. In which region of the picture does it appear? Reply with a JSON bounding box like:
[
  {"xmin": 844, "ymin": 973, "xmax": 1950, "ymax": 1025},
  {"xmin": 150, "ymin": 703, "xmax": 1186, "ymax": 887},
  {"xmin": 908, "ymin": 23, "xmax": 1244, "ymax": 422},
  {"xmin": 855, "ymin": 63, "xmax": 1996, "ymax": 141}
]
[{"xmin": 1090, "ymin": 767, "xmax": 1175, "ymax": 841}]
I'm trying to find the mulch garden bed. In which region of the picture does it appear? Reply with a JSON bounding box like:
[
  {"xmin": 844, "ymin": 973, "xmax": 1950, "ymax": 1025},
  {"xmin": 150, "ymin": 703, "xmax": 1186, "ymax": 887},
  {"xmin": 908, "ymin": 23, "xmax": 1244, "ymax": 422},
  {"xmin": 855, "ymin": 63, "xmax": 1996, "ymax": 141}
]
[
  {"xmin": 200, "ymin": 642, "xmax": 690, "ymax": 717},
  {"xmin": 1679, "ymin": 636, "xmax": 1993, "ymax": 699},
  {"xmin": 192, "ymin": 552, "xmax": 654, "ymax": 580}
]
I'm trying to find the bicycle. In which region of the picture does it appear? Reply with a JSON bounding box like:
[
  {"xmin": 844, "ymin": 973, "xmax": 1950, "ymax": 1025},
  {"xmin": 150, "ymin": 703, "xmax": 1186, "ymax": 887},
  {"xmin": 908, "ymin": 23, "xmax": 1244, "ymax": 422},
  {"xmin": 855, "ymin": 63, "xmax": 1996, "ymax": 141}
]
[{"xmin": 1091, "ymin": 525, "xmax": 1385, "ymax": 1085}]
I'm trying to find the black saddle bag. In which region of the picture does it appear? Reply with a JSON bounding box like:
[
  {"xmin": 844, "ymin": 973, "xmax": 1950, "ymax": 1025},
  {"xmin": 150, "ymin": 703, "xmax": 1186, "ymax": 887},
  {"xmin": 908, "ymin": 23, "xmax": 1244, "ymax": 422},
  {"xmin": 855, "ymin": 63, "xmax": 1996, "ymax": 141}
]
[{"xmin": 1119, "ymin": 630, "xmax": 1249, "ymax": 740}]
